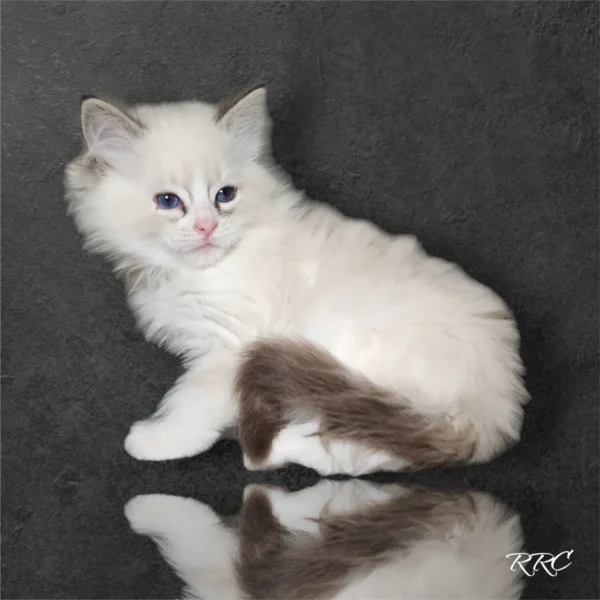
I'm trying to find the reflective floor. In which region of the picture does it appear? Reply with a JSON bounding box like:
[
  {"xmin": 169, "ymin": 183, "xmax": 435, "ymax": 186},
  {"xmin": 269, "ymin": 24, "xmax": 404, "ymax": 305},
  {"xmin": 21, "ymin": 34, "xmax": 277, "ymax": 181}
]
[{"xmin": 126, "ymin": 478, "xmax": 526, "ymax": 599}]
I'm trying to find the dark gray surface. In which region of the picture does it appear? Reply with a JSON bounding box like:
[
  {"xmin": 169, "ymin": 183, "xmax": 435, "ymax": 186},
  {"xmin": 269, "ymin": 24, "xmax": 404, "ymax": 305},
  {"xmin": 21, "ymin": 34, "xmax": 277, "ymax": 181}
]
[{"xmin": 1, "ymin": 1, "xmax": 598, "ymax": 598}]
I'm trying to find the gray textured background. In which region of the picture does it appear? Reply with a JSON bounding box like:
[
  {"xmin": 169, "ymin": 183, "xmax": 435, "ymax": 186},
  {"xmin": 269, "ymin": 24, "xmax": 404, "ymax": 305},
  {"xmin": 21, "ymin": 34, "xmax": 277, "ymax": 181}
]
[{"xmin": 2, "ymin": 2, "xmax": 598, "ymax": 598}]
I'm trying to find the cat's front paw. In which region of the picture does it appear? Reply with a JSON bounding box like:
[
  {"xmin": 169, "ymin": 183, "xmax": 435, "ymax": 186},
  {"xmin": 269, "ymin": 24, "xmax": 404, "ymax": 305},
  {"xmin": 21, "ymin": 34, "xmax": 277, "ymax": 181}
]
[
  {"xmin": 125, "ymin": 494, "xmax": 176, "ymax": 533},
  {"xmin": 124, "ymin": 419, "xmax": 218, "ymax": 461},
  {"xmin": 124, "ymin": 421, "xmax": 173, "ymax": 461},
  {"xmin": 125, "ymin": 494, "xmax": 219, "ymax": 536}
]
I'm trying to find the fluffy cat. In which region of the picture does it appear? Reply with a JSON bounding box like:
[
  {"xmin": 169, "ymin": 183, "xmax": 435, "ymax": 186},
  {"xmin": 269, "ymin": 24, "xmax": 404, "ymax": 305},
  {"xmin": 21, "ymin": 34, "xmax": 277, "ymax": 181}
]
[
  {"xmin": 125, "ymin": 480, "xmax": 525, "ymax": 599},
  {"xmin": 65, "ymin": 85, "xmax": 529, "ymax": 475}
]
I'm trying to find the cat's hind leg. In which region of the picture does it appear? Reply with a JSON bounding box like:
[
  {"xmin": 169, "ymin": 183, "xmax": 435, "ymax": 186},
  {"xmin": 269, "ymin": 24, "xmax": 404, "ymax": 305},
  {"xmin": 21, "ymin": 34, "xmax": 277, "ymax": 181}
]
[{"xmin": 243, "ymin": 419, "xmax": 407, "ymax": 476}]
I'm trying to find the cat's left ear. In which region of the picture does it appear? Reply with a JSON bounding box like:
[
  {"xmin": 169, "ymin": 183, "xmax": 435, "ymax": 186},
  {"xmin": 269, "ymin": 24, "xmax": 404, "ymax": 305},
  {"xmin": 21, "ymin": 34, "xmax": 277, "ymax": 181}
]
[
  {"xmin": 80, "ymin": 96, "xmax": 142, "ymax": 168},
  {"xmin": 216, "ymin": 85, "xmax": 271, "ymax": 161}
]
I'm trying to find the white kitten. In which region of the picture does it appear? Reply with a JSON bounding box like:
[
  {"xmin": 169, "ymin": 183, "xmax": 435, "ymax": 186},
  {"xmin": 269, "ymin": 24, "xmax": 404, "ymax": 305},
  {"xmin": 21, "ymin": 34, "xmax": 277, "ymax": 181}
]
[
  {"xmin": 125, "ymin": 481, "xmax": 525, "ymax": 599},
  {"xmin": 65, "ymin": 86, "xmax": 529, "ymax": 475}
]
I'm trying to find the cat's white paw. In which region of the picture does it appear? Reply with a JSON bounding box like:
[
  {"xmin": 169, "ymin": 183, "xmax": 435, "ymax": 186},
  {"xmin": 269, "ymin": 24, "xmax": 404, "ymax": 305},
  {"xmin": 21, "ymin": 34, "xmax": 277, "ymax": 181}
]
[
  {"xmin": 124, "ymin": 421, "xmax": 180, "ymax": 460},
  {"xmin": 242, "ymin": 454, "xmax": 259, "ymax": 471},
  {"xmin": 124, "ymin": 419, "xmax": 218, "ymax": 461},
  {"xmin": 125, "ymin": 493, "xmax": 234, "ymax": 584},
  {"xmin": 125, "ymin": 494, "xmax": 177, "ymax": 533},
  {"xmin": 125, "ymin": 494, "xmax": 219, "ymax": 536},
  {"xmin": 242, "ymin": 453, "xmax": 284, "ymax": 471}
]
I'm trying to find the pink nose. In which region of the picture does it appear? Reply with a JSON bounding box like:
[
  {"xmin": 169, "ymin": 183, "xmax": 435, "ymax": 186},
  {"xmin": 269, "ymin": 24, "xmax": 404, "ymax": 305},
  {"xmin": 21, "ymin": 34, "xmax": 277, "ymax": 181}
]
[{"xmin": 193, "ymin": 219, "xmax": 218, "ymax": 238}]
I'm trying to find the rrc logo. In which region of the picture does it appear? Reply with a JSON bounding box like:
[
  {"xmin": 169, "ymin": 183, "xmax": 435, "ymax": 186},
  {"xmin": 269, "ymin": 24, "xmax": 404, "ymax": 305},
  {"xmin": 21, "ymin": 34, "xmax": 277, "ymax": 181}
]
[{"xmin": 506, "ymin": 550, "xmax": 574, "ymax": 577}]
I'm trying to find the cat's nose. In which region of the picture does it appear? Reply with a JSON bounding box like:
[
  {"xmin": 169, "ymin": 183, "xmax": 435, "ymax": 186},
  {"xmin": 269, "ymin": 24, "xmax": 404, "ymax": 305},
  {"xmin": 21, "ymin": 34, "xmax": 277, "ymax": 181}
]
[{"xmin": 193, "ymin": 219, "xmax": 218, "ymax": 238}]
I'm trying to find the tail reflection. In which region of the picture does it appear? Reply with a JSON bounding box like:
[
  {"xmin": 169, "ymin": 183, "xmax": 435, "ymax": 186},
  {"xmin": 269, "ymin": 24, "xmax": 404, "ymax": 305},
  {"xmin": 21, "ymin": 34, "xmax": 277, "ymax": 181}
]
[{"xmin": 126, "ymin": 480, "xmax": 524, "ymax": 599}]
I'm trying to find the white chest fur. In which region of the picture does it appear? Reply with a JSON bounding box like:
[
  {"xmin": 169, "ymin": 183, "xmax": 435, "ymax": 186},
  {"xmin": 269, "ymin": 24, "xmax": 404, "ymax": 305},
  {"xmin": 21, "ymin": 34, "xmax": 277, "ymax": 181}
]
[{"xmin": 125, "ymin": 236, "xmax": 296, "ymax": 360}]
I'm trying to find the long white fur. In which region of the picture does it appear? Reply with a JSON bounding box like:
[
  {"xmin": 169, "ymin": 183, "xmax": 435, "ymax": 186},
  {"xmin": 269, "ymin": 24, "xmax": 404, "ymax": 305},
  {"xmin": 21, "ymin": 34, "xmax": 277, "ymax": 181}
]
[{"xmin": 66, "ymin": 89, "xmax": 528, "ymax": 473}]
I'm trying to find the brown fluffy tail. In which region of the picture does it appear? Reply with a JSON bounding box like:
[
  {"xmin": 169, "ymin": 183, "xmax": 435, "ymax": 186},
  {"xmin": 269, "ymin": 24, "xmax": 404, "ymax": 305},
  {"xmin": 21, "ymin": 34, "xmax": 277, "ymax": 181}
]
[{"xmin": 235, "ymin": 338, "xmax": 476, "ymax": 471}]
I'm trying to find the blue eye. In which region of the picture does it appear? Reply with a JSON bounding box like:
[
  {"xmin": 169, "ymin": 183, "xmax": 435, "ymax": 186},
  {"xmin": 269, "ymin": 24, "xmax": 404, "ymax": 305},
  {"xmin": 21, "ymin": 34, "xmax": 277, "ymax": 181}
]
[
  {"xmin": 215, "ymin": 186, "xmax": 237, "ymax": 204},
  {"xmin": 154, "ymin": 193, "xmax": 182, "ymax": 210}
]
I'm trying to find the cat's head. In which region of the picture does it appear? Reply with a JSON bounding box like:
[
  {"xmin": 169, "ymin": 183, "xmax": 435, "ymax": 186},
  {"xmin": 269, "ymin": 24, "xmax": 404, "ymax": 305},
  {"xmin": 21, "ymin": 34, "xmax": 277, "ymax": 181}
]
[{"xmin": 65, "ymin": 86, "xmax": 294, "ymax": 271}]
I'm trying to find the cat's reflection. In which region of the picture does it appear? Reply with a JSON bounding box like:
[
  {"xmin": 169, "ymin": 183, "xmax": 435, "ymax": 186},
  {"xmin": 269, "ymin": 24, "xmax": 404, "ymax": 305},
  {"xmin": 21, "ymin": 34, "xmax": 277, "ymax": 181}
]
[{"xmin": 125, "ymin": 480, "xmax": 524, "ymax": 599}]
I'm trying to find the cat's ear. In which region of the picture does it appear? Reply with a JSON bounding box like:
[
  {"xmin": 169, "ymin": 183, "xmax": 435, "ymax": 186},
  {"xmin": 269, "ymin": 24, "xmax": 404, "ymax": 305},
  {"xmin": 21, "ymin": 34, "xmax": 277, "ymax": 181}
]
[
  {"xmin": 80, "ymin": 97, "xmax": 142, "ymax": 167},
  {"xmin": 216, "ymin": 85, "xmax": 271, "ymax": 161}
]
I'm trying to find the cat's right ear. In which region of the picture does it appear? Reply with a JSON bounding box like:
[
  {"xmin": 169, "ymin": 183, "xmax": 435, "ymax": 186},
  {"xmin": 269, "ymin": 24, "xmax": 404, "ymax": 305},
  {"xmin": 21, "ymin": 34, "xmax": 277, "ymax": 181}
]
[
  {"xmin": 80, "ymin": 97, "xmax": 142, "ymax": 167},
  {"xmin": 216, "ymin": 84, "xmax": 271, "ymax": 162}
]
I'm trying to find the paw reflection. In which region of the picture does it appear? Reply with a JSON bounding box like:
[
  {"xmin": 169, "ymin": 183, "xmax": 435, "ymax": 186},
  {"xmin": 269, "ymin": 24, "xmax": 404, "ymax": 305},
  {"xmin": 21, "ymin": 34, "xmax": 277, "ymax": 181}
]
[{"xmin": 125, "ymin": 481, "xmax": 524, "ymax": 599}]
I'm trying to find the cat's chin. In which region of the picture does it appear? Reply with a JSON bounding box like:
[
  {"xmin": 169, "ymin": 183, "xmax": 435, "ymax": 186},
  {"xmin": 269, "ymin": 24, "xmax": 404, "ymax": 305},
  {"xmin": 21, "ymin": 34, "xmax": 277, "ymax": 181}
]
[{"xmin": 178, "ymin": 243, "xmax": 232, "ymax": 269}]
